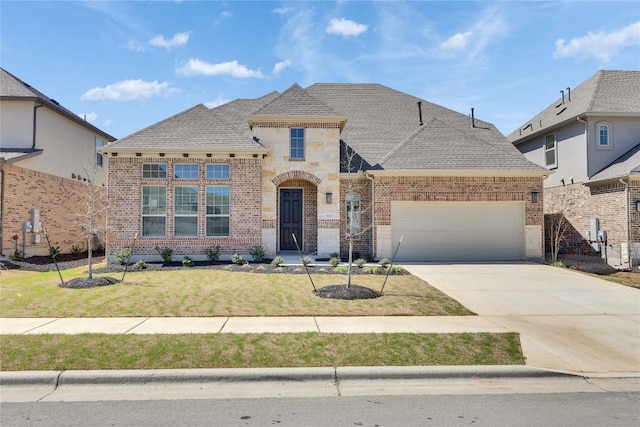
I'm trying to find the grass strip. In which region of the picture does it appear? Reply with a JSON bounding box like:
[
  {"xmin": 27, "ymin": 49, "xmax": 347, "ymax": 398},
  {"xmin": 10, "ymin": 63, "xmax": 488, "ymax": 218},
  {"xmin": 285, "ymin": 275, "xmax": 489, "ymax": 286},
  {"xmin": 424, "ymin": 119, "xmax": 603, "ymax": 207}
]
[
  {"xmin": 0, "ymin": 333, "xmax": 524, "ymax": 371},
  {"xmin": 0, "ymin": 268, "xmax": 473, "ymax": 317}
]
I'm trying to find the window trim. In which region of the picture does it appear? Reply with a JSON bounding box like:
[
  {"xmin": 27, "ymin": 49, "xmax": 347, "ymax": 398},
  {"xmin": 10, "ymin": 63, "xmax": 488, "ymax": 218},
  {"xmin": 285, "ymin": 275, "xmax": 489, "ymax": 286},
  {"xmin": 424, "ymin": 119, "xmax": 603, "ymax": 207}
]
[
  {"xmin": 544, "ymin": 133, "xmax": 557, "ymax": 169},
  {"xmin": 173, "ymin": 185, "xmax": 199, "ymax": 237},
  {"xmin": 346, "ymin": 192, "xmax": 362, "ymax": 237},
  {"xmin": 174, "ymin": 164, "xmax": 199, "ymax": 180},
  {"xmin": 95, "ymin": 137, "xmax": 104, "ymax": 167},
  {"xmin": 206, "ymin": 185, "xmax": 230, "ymax": 237},
  {"xmin": 141, "ymin": 185, "xmax": 167, "ymax": 237},
  {"xmin": 205, "ymin": 164, "xmax": 230, "ymax": 180},
  {"xmin": 596, "ymin": 122, "xmax": 612, "ymax": 150},
  {"xmin": 142, "ymin": 163, "xmax": 168, "ymax": 179},
  {"xmin": 290, "ymin": 127, "xmax": 305, "ymax": 160}
]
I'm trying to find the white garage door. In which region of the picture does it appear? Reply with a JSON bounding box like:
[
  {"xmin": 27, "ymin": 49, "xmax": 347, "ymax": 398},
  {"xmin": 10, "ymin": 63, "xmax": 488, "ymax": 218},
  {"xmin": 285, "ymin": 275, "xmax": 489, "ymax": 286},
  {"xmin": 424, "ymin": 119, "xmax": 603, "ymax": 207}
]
[{"xmin": 391, "ymin": 201, "xmax": 525, "ymax": 262}]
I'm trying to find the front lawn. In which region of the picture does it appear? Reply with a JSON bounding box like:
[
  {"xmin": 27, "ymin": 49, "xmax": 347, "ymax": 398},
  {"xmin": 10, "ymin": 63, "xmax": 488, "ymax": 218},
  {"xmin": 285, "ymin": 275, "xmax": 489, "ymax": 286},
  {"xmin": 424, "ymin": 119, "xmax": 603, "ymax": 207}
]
[{"xmin": 0, "ymin": 264, "xmax": 473, "ymax": 317}]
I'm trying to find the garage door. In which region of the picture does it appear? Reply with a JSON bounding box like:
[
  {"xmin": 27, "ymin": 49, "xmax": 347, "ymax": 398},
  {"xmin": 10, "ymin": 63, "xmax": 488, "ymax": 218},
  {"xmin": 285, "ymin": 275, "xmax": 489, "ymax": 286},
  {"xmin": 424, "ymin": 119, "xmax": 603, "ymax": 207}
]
[{"xmin": 391, "ymin": 201, "xmax": 525, "ymax": 262}]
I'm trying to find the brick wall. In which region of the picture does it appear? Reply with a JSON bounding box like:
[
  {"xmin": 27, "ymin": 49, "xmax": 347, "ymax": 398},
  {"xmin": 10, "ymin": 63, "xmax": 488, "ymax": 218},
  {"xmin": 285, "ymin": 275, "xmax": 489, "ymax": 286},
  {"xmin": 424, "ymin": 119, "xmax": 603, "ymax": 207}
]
[
  {"xmin": 339, "ymin": 177, "xmax": 373, "ymax": 258},
  {"xmin": 107, "ymin": 156, "xmax": 262, "ymax": 259},
  {"xmin": 1, "ymin": 163, "xmax": 106, "ymax": 257}
]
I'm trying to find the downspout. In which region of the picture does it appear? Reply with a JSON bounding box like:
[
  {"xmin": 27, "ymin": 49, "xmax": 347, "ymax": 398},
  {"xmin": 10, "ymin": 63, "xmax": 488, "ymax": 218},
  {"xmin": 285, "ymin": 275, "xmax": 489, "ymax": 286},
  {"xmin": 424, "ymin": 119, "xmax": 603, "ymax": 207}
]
[
  {"xmin": 32, "ymin": 100, "xmax": 44, "ymax": 149},
  {"xmin": 366, "ymin": 172, "xmax": 375, "ymax": 258},
  {"xmin": 0, "ymin": 161, "xmax": 5, "ymax": 255},
  {"xmin": 620, "ymin": 179, "xmax": 631, "ymax": 269}
]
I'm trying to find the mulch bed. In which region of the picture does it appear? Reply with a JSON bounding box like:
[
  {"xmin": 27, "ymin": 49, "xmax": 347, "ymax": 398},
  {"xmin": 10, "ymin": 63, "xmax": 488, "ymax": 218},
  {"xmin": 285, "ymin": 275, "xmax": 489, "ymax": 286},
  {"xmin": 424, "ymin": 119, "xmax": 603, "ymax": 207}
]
[{"xmin": 314, "ymin": 284, "xmax": 381, "ymax": 300}]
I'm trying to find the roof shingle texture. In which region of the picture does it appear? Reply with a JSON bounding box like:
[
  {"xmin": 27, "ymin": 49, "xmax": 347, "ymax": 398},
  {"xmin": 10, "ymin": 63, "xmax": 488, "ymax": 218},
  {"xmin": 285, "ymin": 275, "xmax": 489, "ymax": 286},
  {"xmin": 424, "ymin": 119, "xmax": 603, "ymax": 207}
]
[
  {"xmin": 508, "ymin": 70, "xmax": 640, "ymax": 143},
  {"xmin": 589, "ymin": 143, "xmax": 640, "ymax": 182}
]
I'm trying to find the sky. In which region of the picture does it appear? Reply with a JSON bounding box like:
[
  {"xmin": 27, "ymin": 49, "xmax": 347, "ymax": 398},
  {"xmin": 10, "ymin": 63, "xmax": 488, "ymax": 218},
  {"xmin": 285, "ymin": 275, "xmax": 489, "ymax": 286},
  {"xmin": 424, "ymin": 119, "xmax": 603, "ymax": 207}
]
[{"xmin": 1, "ymin": 1, "xmax": 639, "ymax": 140}]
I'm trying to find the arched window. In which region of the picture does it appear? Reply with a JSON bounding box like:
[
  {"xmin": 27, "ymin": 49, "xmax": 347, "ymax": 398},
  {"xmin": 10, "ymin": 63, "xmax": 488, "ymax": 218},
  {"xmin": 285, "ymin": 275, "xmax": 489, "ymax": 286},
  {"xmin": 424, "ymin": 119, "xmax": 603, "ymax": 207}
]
[
  {"xmin": 346, "ymin": 193, "xmax": 361, "ymax": 236},
  {"xmin": 597, "ymin": 123, "xmax": 611, "ymax": 148}
]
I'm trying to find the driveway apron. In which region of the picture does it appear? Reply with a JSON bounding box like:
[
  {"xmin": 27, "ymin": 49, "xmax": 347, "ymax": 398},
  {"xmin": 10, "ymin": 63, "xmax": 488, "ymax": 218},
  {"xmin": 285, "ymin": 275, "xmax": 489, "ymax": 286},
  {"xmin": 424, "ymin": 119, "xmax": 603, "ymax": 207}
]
[{"xmin": 403, "ymin": 262, "xmax": 640, "ymax": 375}]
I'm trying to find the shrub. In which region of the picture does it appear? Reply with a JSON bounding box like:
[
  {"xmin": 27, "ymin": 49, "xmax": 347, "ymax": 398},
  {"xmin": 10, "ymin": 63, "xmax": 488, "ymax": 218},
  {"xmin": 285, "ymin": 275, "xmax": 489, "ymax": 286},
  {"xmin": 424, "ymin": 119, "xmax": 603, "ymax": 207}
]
[
  {"xmin": 363, "ymin": 266, "xmax": 381, "ymax": 274},
  {"xmin": 71, "ymin": 245, "xmax": 82, "ymax": 256},
  {"xmin": 154, "ymin": 246, "xmax": 173, "ymax": 264},
  {"xmin": 182, "ymin": 256, "xmax": 194, "ymax": 267},
  {"xmin": 301, "ymin": 256, "xmax": 313, "ymax": 266},
  {"xmin": 114, "ymin": 248, "xmax": 131, "ymax": 265},
  {"xmin": 10, "ymin": 250, "xmax": 24, "ymax": 261},
  {"xmin": 549, "ymin": 261, "xmax": 567, "ymax": 268},
  {"xmin": 354, "ymin": 258, "xmax": 367, "ymax": 268},
  {"xmin": 329, "ymin": 257, "xmax": 341, "ymax": 267},
  {"xmin": 271, "ymin": 256, "xmax": 285, "ymax": 267},
  {"xmin": 204, "ymin": 245, "xmax": 221, "ymax": 263},
  {"xmin": 232, "ymin": 253, "xmax": 248, "ymax": 265},
  {"xmin": 365, "ymin": 253, "xmax": 375, "ymax": 262},
  {"xmin": 49, "ymin": 244, "xmax": 61, "ymax": 258},
  {"xmin": 378, "ymin": 258, "xmax": 391, "ymax": 267},
  {"xmin": 389, "ymin": 265, "xmax": 407, "ymax": 274},
  {"xmin": 333, "ymin": 265, "xmax": 349, "ymax": 274},
  {"xmin": 249, "ymin": 246, "xmax": 267, "ymax": 262},
  {"xmin": 133, "ymin": 259, "xmax": 147, "ymax": 270}
]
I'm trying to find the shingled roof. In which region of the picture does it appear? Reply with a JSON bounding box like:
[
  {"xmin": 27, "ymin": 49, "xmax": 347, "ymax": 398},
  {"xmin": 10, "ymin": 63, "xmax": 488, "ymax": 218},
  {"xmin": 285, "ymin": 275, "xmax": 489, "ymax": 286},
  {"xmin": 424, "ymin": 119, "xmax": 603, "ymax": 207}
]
[
  {"xmin": 588, "ymin": 143, "xmax": 640, "ymax": 183},
  {"xmin": 508, "ymin": 70, "xmax": 640, "ymax": 144},
  {"xmin": 107, "ymin": 82, "xmax": 544, "ymax": 173},
  {"xmin": 1, "ymin": 67, "xmax": 115, "ymax": 142}
]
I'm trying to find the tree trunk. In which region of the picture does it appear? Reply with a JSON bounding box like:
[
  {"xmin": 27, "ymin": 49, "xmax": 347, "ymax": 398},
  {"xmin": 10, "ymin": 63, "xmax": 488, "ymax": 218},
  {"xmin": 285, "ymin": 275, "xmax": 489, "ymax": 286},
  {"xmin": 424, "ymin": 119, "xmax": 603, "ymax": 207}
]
[{"xmin": 346, "ymin": 239, "xmax": 353, "ymax": 289}]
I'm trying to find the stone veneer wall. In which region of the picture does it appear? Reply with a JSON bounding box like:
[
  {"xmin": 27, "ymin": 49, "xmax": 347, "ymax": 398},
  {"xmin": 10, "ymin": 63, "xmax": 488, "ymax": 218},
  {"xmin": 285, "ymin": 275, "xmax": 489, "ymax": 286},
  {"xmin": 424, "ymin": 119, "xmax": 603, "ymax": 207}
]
[
  {"xmin": 372, "ymin": 175, "xmax": 544, "ymax": 260},
  {"xmin": 107, "ymin": 156, "xmax": 262, "ymax": 259},
  {"xmin": 1, "ymin": 163, "xmax": 106, "ymax": 257}
]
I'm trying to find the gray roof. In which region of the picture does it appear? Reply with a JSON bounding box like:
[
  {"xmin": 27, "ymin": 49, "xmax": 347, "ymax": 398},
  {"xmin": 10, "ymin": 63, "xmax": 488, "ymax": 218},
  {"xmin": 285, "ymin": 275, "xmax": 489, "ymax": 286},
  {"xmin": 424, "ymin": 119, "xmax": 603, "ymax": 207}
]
[
  {"xmin": 1, "ymin": 68, "xmax": 116, "ymax": 142},
  {"xmin": 509, "ymin": 70, "xmax": 640, "ymax": 144},
  {"xmin": 110, "ymin": 82, "xmax": 544, "ymax": 173},
  {"xmin": 589, "ymin": 143, "xmax": 640, "ymax": 183}
]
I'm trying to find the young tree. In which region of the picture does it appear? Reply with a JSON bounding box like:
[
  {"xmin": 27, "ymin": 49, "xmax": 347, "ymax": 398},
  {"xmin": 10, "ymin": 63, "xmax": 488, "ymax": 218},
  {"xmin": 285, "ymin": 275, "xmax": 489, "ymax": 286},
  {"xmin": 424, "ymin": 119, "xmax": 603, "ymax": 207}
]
[{"xmin": 546, "ymin": 211, "xmax": 568, "ymax": 262}]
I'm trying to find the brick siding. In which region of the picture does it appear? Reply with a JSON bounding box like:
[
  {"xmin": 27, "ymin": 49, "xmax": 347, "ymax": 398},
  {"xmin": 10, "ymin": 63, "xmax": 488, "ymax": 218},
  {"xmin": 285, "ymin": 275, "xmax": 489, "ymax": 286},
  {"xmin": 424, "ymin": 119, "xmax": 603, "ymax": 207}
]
[
  {"xmin": 1, "ymin": 163, "xmax": 106, "ymax": 257},
  {"xmin": 339, "ymin": 177, "xmax": 373, "ymax": 258}
]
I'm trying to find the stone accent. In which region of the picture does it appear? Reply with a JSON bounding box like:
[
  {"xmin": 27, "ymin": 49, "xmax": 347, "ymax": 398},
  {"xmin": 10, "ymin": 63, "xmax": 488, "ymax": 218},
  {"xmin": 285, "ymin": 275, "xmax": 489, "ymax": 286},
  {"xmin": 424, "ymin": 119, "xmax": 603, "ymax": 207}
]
[{"xmin": 0, "ymin": 163, "xmax": 106, "ymax": 257}]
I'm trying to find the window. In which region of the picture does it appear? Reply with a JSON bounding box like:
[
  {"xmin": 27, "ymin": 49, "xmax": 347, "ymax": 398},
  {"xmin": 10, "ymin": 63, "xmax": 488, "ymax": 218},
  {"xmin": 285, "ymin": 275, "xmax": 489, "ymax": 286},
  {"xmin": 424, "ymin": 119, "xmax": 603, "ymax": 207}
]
[
  {"xmin": 143, "ymin": 163, "xmax": 167, "ymax": 179},
  {"xmin": 290, "ymin": 128, "xmax": 305, "ymax": 160},
  {"xmin": 346, "ymin": 193, "xmax": 361, "ymax": 236},
  {"xmin": 142, "ymin": 186, "xmax": 166, "ymax": 237},
  {"xmin": 175, "ymin": 164, "xmax": 199, "ymax": 179},
  {"xmin": 598, "ymin": 123, "xmax": 611, "ymax": 148},
  {"xmin": 206, "ymin": 186, "xmax": 230, "ymax": 237},
  {"xmin": 95, "ymin": 138, "xmax": 104, "ymax": 167},
  {"xmin": 174, "ymin": 185, "xmax": 198, "ymax": 237},
  {"xmin": 206, "ymin": 164, "xmax": 230, "ymax": 180},
  {"xmin": 544, "ymin": 134, "xmax": 557, "ymax": 168}
]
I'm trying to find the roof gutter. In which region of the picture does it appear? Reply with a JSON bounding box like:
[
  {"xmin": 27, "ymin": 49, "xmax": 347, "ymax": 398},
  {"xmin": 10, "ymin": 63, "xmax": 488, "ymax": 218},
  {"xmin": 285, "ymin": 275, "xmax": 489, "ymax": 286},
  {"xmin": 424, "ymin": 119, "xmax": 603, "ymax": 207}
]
[{"xmin": 32, "ymin": 100, "xmax": 44, "ymax": 149}]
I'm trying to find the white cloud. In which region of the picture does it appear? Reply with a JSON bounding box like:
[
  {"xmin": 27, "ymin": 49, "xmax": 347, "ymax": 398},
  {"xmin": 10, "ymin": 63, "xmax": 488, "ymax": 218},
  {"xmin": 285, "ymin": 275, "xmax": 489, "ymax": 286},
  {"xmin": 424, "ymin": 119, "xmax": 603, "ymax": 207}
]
[
  {"xmin": 213, "ymin": 11, "xmax": 232, "ymax": 27},
  {"xmin": 77, "ymin": 112, "xmax": 98, "ymax": 122},
  {"xmin": 440, "ymin": 31, "xmax": 473, "ymax": 50},
  {"xmin": 326, "ymin": 18, "xmax": 368, "ymax": 37},
  {"xmin": 272, "ymin": 60, "xmax": 292, "ymax": 75},
  {"xmin": 205, "ymin": 96, "xmax": 231, "ymax": 109},
  {"xmin": 176, "ymin": 59, "xmax": 264, "ymax": 78},
  {"xmin": 273, "ymin": 7, "xmax": 290, "ymax": 15},
  {"xmin": 554, "ymin": 22, "xmax": 640, "ymax": 62},
  {"xmin": 149, "ymin": 31, "xmax": 191, "ymax": 51},
  {"xmin": 81, "ymin": 80, "xmax": 178, "ymax": 101}
]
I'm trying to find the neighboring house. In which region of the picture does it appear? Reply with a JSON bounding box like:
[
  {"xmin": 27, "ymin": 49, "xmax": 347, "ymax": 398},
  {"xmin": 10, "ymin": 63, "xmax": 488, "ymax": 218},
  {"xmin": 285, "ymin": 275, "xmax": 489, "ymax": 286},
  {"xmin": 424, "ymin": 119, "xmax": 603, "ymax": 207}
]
[
  {"xmin": 0, "ymin": 68, "xmax": 116, "ymax": 257},
  {"xmin": 509, "ymin": 70, "xmax": 640, "ymax": 268},
  {"xmin": 102, "ymin": 83, "xmax": 546, "ymax": 263}
]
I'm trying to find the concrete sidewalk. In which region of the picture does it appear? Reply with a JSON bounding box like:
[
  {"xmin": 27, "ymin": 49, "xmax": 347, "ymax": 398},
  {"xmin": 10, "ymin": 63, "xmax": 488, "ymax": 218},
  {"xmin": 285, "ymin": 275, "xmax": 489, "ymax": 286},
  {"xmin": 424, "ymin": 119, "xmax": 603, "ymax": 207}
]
[{"xmin": 0, "ymin": 315, "xmax": 507, "ymax": 335}]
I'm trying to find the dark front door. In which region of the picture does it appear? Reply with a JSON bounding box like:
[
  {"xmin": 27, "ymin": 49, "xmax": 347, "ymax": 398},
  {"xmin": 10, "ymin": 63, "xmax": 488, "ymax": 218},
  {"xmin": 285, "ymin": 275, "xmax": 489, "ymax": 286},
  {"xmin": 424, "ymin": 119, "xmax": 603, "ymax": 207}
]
[{"xmin": 280, "ymin": 189, "xmax": 303, "ymax": 251}]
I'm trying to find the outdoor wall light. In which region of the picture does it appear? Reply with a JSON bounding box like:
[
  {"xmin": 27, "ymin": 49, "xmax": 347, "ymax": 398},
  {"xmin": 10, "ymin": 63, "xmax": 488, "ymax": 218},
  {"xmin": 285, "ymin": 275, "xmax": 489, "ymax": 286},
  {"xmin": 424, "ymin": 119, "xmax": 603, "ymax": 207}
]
[
  {"xmin": 326, "ymin": 192, "xmax": 333, "ymax": 204},
  {"xmin": 531, "ymin": 191, "xmax": 541, "ymax": 203}
]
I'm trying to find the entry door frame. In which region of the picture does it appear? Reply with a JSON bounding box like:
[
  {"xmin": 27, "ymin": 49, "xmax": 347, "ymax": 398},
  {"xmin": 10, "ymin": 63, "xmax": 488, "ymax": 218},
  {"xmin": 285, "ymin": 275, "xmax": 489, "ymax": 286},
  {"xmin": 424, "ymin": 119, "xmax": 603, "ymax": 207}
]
[{"xmin": 279, "ymin": 188, "xmax": 304, "ymax": 251}]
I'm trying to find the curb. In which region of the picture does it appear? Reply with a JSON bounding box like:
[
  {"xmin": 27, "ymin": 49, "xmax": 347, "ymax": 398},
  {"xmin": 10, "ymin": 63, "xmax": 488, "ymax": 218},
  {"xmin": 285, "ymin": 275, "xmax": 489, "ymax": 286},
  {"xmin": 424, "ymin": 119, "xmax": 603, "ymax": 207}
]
[{"xmin": 0, "ymin": 366, "xmax": 577, "ymax": 387}]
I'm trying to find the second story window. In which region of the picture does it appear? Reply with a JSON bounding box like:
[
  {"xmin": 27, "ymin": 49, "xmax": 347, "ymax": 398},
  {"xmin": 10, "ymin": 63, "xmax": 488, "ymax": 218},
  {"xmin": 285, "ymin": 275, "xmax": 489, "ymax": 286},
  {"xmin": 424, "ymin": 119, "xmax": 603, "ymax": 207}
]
[
  {"xmin": 143, "ymin": 163, "xmax": 167, "ymax": 179},
  {"xmin": 544, "ymin": 133, "xmax": 557, "ymax": 169},
  {"xmin": 598, "ymin": 123, "xmax": 611, "ymax": 148},
  {"xmin": 95, "ymin": 138, "xmax": 104, "ymax": 167},
  {"xmin": 290, "ymin": 128, "xmax": 305, "ymax": 160},
  {"xmin": 175, "ymin": 164, "xmax": 199, "ymax": 179}
]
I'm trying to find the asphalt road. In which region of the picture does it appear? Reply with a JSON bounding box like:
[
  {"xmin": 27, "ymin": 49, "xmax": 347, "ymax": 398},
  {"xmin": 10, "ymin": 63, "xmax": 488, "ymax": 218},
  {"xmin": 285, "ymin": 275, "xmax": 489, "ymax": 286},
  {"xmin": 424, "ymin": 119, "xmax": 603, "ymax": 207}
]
[{"xmin": 2, "ymin": 392, "xmax": 639, "ymax": 426}]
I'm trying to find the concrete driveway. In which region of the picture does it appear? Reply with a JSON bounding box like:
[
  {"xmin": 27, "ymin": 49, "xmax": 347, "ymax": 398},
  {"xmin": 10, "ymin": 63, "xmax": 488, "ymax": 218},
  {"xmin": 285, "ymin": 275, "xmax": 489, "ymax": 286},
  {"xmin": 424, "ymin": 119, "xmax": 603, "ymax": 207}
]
[{"xmin": 403, "ymin": 262, "xmax": 640, "ymax": 376}]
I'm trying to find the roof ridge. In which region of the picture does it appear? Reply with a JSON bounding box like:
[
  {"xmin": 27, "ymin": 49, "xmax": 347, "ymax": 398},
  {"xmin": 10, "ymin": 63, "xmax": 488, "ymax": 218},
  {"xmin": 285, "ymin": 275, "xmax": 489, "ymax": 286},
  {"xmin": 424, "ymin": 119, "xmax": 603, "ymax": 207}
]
[
  {"xmin": 377, "ymin": 118, "xmax": 436, "ymax": 165},
  {"xmin": 586, "ymin": 70, "xmax": 605, "ymax": 112},
  {"xmin": 251, "ymin": 83, "xmax": 339, "ymax": 116}
]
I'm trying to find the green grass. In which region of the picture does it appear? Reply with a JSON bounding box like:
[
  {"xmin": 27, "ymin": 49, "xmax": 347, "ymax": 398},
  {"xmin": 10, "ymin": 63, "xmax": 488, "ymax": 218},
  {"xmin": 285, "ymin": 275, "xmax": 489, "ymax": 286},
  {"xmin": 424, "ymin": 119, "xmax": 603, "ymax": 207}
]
[
  {"xmin": 0, "ymin": 333, "xmax": 524, "ymax": 371},
  {"xmin": 0, "ymin": 265, "xmax": 473, "ymax": 317}
]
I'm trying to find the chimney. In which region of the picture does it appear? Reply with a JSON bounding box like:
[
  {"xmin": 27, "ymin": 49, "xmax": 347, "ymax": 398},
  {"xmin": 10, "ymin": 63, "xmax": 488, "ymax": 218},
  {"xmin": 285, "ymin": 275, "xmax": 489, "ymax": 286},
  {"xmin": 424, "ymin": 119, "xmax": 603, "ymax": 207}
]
[{"xmin": 417, "ymin": 101, "xmax": 423, "ymax": 126}]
